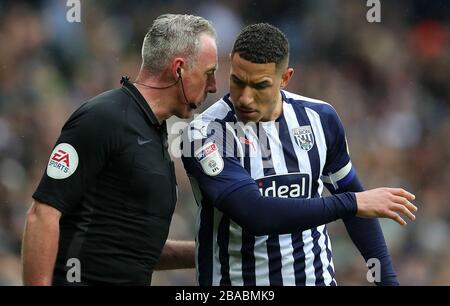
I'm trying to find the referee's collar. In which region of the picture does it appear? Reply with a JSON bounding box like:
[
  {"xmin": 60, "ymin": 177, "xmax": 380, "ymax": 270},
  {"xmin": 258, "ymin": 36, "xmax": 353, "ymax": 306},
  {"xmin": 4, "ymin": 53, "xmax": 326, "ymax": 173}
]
[{"xmin": 120, "ymin": 76, "xmax": 161, "ymax": 127}]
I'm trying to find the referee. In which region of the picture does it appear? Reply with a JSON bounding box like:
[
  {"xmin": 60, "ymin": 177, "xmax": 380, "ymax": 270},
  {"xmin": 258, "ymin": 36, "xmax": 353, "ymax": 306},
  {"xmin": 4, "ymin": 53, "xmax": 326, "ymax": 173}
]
[{"xmin": 21, "ymin": 14, "xmax": 218, "ymax": 285}]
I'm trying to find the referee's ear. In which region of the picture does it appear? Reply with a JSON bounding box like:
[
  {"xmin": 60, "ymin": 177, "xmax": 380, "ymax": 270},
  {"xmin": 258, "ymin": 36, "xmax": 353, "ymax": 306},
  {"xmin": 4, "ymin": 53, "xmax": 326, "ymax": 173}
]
[{"xmin": 280, "ymin": 67, "xmax": 294, "ymax": 89}]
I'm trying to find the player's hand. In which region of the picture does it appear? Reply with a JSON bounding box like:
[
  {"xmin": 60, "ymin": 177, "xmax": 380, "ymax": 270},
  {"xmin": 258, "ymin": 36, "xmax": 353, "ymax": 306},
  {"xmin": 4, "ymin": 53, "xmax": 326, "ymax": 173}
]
[{"xmin": 355, "ymin": 188, "xmax": 418, "ymax": 226}]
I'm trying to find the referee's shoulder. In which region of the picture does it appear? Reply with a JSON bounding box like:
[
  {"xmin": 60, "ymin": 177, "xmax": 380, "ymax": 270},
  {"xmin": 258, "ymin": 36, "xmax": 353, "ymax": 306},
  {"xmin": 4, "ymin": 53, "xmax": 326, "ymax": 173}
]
[
  {"xmin": 65, "ymin": 88, "xmax": 129, "ymax": 131},
  {"xmin": 82, "ymin": 88, "xmax": 129, "ymax": 121}
]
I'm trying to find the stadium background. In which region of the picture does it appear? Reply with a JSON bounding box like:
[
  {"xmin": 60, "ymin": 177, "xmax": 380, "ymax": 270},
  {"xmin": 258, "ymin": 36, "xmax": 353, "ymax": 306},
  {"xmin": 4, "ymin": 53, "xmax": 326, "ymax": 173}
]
[{"xmin": 0, "ymin": 0, "xmax": 448, "ymax": 285}]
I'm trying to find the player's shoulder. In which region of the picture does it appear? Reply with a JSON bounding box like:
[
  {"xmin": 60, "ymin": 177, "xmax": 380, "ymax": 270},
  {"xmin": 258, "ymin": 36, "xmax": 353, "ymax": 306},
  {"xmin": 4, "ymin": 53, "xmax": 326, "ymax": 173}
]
[
  {"xmin": 199, "ymin": 94, "xmax": 235, "ymax": 123},
  {"xmin": 186, "ymin": 95, "xmax": 236, "ymax": 140},
  {"xmin": 282, "ymin": 90, "xmax": 339, "ymax": 118}
]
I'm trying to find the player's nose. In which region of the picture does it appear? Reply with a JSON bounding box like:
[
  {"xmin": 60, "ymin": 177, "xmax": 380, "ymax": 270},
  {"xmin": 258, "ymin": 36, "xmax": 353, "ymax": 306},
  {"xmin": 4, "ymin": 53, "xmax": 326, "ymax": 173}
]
[{"xmin": 239, "ymin": 86, "xmax": 254, "ymax": 105}]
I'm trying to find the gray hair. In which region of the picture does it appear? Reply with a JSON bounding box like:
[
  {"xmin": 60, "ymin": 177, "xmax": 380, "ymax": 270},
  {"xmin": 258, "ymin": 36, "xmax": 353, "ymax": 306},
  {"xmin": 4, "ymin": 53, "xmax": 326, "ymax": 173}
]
[{"xmin": 141, "ymin": 14, "xmax": 217, "ymax": 73}]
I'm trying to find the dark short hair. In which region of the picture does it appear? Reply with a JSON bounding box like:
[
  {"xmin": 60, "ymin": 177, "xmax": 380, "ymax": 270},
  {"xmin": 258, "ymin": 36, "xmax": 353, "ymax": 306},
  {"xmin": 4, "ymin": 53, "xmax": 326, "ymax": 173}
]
[{"xmin": 231, "ymin": 23, "xmax": 289, "ymax": 71}]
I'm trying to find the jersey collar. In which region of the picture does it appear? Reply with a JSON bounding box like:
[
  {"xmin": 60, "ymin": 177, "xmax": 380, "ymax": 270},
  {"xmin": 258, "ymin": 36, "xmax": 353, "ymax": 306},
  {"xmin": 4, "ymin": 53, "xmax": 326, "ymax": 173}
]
[{"xmin": 120, "ymin": 76, "xmax": 161, "ymax": 127}]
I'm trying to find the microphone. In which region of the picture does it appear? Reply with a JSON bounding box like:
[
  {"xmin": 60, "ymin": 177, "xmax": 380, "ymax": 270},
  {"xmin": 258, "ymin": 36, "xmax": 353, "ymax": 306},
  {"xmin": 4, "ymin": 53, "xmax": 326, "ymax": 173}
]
[{"xmin": 177, "ymin": 68, "xmax": 197, "ymax": 110}]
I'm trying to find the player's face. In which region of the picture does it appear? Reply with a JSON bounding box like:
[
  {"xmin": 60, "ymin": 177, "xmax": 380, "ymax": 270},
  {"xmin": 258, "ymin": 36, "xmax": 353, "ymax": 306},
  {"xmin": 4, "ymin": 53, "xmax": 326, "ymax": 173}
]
[
  {"xmin": 230, "ymin": 53, "xmax": 293, "ymax": 123},
  {"xmin": 177, "ymin": 33, "xmax": 218, "ymax": 118}
]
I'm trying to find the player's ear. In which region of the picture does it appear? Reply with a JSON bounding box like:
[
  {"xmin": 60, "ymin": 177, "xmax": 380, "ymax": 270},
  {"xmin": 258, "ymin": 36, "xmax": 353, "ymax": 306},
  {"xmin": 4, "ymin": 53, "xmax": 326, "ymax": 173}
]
[{"xmin": 280, "ymin": 68, "xmax": 294, "ymax": 89}]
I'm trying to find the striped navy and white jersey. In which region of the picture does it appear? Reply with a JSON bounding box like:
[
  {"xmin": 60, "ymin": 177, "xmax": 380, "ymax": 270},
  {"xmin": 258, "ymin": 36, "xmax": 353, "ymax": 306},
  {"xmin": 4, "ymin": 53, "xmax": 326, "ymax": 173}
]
[{"xmin": 181, "ymin": 90, "xmax": 355, "ymax": 286}]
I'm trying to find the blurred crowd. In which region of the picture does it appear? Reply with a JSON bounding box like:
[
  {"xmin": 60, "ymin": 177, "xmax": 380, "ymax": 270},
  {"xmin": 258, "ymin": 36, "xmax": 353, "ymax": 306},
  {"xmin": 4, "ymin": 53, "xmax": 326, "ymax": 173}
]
[{"xmin": 0, "ymin": 0, "xmax": 448, "ymax": 285}]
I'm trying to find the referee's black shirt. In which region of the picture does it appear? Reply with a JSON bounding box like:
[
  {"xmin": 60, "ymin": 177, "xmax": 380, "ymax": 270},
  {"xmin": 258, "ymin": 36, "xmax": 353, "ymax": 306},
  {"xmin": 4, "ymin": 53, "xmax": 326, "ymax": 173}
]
[{"xmin": 33, "ymin": 77, "xmax": 177, "ymax": 285}]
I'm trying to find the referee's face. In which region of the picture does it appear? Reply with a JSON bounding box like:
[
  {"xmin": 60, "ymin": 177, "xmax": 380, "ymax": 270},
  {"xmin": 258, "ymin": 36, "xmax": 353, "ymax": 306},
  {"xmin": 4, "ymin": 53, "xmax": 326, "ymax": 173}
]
[
  {"xmin": 230, "ymin": 53, "xmax": 293, "ymax": 123},
  {"xmin": 175, "ymin": 33, "xmax": 218, "ymax": 118}
]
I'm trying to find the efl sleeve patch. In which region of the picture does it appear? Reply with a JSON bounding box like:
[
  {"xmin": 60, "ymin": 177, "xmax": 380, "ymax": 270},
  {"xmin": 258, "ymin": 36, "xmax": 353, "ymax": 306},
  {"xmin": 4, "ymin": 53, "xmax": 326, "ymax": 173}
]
[
  {"xmin": 46, "ymin": 143, "xmax": 79, "ymax": 179},
  {"xmin": 195, "ymin": 142, "xmax": 224, "ymax": 176}
]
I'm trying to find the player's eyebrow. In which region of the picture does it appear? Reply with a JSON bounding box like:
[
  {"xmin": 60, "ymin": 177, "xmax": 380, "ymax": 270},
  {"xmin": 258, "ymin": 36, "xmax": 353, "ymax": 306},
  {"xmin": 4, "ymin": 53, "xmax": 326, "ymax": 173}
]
[
  {"xmin": 231, "ymin": 74, "xmax": 272, "ymax": 87},
  {"xmin": 252, "ymin": 80, "xmax": 272, "ymax": 87},
  {"xmin": 231, "ymin": 74, "xmax": 245, "ymax": 84}
]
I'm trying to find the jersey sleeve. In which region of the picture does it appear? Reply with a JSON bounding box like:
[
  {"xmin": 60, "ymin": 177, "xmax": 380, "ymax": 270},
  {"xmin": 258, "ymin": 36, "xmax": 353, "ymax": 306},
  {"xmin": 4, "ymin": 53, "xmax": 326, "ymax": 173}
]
[
  {"xmin": 320, "ymin": 105, "xmax": 355, "ymax": 191},
  {"xmin": 32, "ymin": 102, "xmax": 121, "ymax": 214},
  {"xmin": 181, "ymin": 118, "xmax": 255, "ymax": 207}
]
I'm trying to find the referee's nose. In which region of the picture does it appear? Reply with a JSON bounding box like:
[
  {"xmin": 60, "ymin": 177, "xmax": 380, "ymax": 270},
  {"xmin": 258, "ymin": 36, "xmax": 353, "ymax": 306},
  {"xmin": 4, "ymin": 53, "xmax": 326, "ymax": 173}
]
[{"xmin": 206, "ymin": 74, "xmax": 217, "ymax": 94}]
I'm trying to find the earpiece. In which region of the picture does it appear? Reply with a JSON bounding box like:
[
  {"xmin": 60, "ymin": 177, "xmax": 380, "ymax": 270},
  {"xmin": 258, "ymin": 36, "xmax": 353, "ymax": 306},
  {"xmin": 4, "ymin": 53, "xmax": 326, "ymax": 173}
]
[
  {"xmin": 177, "ymin": 67, "xmax": 197, "ymax": 110},
  {"xmin": 134, "ymin": 65, "xmax": 196, "ymax": 109}
]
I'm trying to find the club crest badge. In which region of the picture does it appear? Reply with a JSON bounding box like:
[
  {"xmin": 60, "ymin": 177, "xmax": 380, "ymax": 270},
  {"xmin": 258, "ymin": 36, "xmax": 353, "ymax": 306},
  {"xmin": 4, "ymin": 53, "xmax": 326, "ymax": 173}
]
[{"xmin": 292, "ymin": 126, "xmax": 315, "ymax": 151}]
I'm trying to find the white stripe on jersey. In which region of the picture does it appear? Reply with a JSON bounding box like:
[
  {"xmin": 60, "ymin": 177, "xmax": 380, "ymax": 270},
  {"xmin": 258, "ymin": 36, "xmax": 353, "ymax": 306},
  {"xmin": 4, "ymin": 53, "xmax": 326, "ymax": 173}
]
[
  {"xmin": 247, "ymin": 125, "xmax": 265, "ymax": 180},
  {"xmin": 302, "ymin": 229, "xmax": 316, "ymax": 285},
  {"xmin": 305, "ymin": 107, "xmax": 327, "ymax": 196},
  {"xmin": 212, "ymin": 209, "xmax": 223, "ymax": 285},
  {"xmin": 262, "ymin": 121, "xmax": 288, "ymax": 174},
  {"xmin": 278, "ymin": 234, "xmax": 296, "ymax": 285},
  {"xmin": 263, "ymin": 122, "xmax": 295, "ymax": 285},
  {"xmin": 317, "ymin": 224, "xmax": 333, "ymax": 285},
  {"xmin": 283, "ymin": 91, "xmax": 331, "ymax": 106},
  {"xmin": 228, "ymin": 221, "xmax": 244, "ymax": 286},
  {"xmin": 283, "ymin": 102, "xmax": 317, "ymax": 285},
  {"xmin": 254, "ymin": 236, "xmax": 270, "ymax": 286},
  {"xmin": 246, "ymin": 124, "xmax": 271, "ymax": 286},
  {"xmin": 283, "ymin": 102, "xmax": 313, "ymax": 196},
  {"xmin": 304, "ymin": 107, "xmax": 334, "ymax": 284}
]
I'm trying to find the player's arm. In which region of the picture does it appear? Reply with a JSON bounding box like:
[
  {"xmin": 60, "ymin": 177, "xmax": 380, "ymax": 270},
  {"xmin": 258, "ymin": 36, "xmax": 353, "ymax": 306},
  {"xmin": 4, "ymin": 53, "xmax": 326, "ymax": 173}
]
[
  {"xmin": 182, "ymin": 118, "xmax": 416, "ymax": 236},
  {"xmin": 216, "ymin": 179, "xmax": 416, "ymax": 236},
  {"xmin": 182, "ymin": 144, "xmax": 416, "ymax": 236},
  {"xmin": 22, "ymin": 201, "xmax": 61, "ymax": 285},
  {"xmin": 327, "ymin": 173, "xmax": 401, "ymax": 285},
  {"xmin": 321, "ymin": 103, "xmax": 403, "ymax": 285},
  {"xmin": 154, "ymin": 240, "xmax": 195, "ymax": 270}
]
